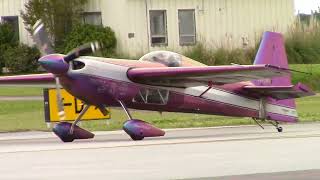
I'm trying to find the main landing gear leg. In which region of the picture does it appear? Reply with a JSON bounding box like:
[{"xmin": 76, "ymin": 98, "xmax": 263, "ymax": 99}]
[
  {"xmin": 70, "ymin": 104, "xmax": 90, "ymax": 134},
  {"xmin": 270, "ymin": 121, "xmax": 283, "ymax": 133},
  {"xmin": 118, "ymin": 100, "xmax": 133, "ymax": 120},
  {"xmin": 252, "ymin": 118, "xmax": 265, "ymax": 130},
  {"xmin": 53, "ymin": 104, "xmax": 94, "ymax": 142},
  {"xmin": 118, "ymin": 100, "xmax": 165, "ymax": 141}
]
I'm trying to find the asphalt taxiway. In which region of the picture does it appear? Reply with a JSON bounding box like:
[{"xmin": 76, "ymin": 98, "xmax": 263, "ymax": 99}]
[{"xmin": 0, "ymin": 123, "xmax": 320, "ymax": 180}]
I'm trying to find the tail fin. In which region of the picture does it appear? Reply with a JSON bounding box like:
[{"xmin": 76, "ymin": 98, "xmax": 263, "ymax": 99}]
[{"xmin": 253, "ymin": 31, "xmax": 297, "ymax": 122}]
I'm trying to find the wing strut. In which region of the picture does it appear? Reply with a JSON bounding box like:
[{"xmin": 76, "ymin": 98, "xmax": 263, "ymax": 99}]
[{"xmin": 199, "ymin": 81, "xmax": 214, "ymax": 97}]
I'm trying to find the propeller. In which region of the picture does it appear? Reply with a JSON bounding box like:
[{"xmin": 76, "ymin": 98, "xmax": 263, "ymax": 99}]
[
  {"xmin": 64, "ymin": 41, "xmax": 100, "ymax": 63},
  {"xmin": 32, "ymin": 20, "xmax": 101, "ymax": 121},
  {"xmin": 32, "ymin": 20, "xmax": 55, "ymax": 56}
]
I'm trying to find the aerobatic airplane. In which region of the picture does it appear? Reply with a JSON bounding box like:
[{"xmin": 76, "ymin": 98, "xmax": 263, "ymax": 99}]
[{"xmin": 0, "ymin": 20, "xmax": 315, "ymax": 142}]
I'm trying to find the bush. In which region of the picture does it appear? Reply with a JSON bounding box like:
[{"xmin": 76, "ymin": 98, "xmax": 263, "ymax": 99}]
[
  {"xmin": 0, "ymin": 23, "xmax": 19, "ymax": 74},
  {"xmin": 285, "ymin": 14, "xmax": 320, "ymax": 64},
  {"xmin": 3, "ymin": 44, "xmax": 40, "ymax": 73},
  {"xmin": 60, "ymin": 24, "xmax": 117, "ymax": 57},
  {"xmin": 184, "ymin": 43, "xmax": 257, "ymax": 65},
  {"xmin": 0, "ymin": 23, "xmax": 18, "ymax": 47}
]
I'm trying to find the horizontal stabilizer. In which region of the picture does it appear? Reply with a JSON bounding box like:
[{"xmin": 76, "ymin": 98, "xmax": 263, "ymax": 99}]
[{"xmin": 243, "ymin": 83, "xmax": 315, "ymax": 100}]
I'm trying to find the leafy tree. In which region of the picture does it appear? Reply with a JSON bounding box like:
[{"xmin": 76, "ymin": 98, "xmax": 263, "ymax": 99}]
[
  {"xmin": 21, "ymin": 0, "xmax": 88, "ymax": 47},
  {"xmin": 3, "ymin": 44, "xmax": 40, "ymax": 73},
  {"xmin": 0, "ymin": 23, "xmax": 19, "ymax": 74},
  {"xmin": 62, "ymin": 24, "xmax": 117, "ymax": 57}
]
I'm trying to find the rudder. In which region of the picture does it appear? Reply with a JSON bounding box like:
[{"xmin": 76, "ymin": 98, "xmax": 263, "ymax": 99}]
[{"xmin": 253, "ymin": 31, "xmax": 297, "ymax": 122}]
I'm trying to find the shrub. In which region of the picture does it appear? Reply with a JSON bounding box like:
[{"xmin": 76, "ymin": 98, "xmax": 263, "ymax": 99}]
[
  {"xmin": 61, "ymin": 24, "xmax": 117, "ymax": 57},
  {"xmin": 285, "ymin": 14, "xmax": 320, "ymax": 64},
  {"xmin": 3, "ymin": 44, "xmax": 40, "ymax": 73},
  {"xmin": 0, "ymin": 23, "xmax": 19, "ymax": 74},
  {"xmin": 183, "ymin": 43, "xmax": 215, "ymax": 65},
  {"xmin": 0, "ymin": 23, "xmax": 18, "ymax": 47},
  {"xmin": 184, "ymin": 43, "xmax": 257, "ymax": 66}
]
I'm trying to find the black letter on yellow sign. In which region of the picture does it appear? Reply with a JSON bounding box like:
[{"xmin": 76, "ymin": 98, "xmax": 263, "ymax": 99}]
[{"xmin": 74, "ymin": 98, "xmax": 84, "ymax": 114}]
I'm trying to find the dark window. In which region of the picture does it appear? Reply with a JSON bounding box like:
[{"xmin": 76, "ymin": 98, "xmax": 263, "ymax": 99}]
[
  {"xmin": 150, "ymin": 10, "xmax": 168, "ymax": 46},
  {"xmin": 83, "ymin": 12, "xmax": 102, "ymax": 26},
  {"xmin": 178, "ymin": 10, "xmax": 196, "ymax": 45},
  {"xmin": 72, "ymin": 60, "xmax": 85, "ymax": 70},
  {"xmin": 1, "ymin": 16, "xmax": 19, "ymax": 40}
]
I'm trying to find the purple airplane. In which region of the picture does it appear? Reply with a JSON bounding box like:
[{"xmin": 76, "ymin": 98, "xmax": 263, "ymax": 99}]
[{"xmin": 0, "ymin": 20, "xmax": 315, "ymax": 142}]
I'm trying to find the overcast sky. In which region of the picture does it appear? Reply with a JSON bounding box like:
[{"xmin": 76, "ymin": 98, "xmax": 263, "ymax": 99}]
[{"xmin": 295, "ymin": 0, "xmax": 320, "ymax": 14}]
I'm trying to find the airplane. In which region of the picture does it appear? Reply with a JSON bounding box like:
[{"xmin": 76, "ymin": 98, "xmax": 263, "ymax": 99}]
[{"xmin": 0, "ymin": 20, "xmax": 315, "ymax": 142}]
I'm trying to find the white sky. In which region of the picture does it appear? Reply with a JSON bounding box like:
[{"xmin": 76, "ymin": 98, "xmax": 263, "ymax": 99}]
[{"xmin": 295, "ymin": 0, "xmax": 320, "ymax": 14}]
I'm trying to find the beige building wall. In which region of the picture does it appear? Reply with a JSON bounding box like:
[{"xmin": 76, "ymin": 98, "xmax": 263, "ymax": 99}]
[
  {"xmin": 0, "ymin": 0, "xmax": 33, "ymax": 46},
  {"xmin": 84, "ymin": 0, "xmax": 101, "ymax": 12},
  {"xmin": 101, "ymin": 0, "xmax": 295, "ymax": 56},
  {"xmin": 101, "ymin": 0, "xmax": 150, "ymax": 57},
  {"xmin": 0, "ymin": 0, "xmax": 295, "ymax": 57}
]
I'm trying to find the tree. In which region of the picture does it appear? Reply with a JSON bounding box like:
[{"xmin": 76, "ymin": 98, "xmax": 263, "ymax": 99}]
[
  {"xmin": 0, "ymin": 23, "xmax": 19, "ymax": 74},
  {"xmin": 62, "ymin": 24, "xmax": 117, "ymax": 57},
  {"xmin": 3, "ymin": 44, "xmax": 40, "ymax": 73},
  {"xmin": 21, "ymin": 0, "xmax": 88, "ymax": 48}
]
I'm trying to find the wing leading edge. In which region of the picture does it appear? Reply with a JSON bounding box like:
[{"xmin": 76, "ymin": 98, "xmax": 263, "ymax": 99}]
[
  {"xmin": 127, "ymin": 64, "xmax": 291, "ymax": 88},
  {"xmin": 0, "ymin": 73, "xmax": 55, "ymax": 85}
]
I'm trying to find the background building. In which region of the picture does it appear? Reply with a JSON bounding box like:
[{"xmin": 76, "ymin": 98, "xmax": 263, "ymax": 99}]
[{"xmin": 0, "ymin": 0, "xmax": 295, "ymax": 57}]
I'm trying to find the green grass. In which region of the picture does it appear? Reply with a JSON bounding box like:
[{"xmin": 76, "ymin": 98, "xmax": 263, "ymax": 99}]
[
  {"xmin": 0, "ymin": 86, "xmax": 43, "ymax": 96},
  {"xmin": 290, "ymin": 64, "xmax": 320, "ymax": 91},
  {"xmin": 0, "ymin": 95, "xmax": 318, "ymax": 132},
  {"xmin": 0, "ymin": 101, "xmax": 47, "ymax": 131}
]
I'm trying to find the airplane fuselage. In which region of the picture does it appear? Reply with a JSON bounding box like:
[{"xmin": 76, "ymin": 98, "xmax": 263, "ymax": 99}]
[{"xmin": 58, "ymin": 57, "xmax": 298, "ymax": 123}]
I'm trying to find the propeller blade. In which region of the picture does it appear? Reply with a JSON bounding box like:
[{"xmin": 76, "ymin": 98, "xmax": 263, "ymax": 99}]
[
  {"xmin": 55, "ymin": 77, "xmax": 66, "ymax": 121},
  {"xmin": 64, "ymin": 41, "xmax": 100, "ymax": 63},
  {"xmin": 32, "ymin": 20, "xmax": 55, "ymax": 56}
]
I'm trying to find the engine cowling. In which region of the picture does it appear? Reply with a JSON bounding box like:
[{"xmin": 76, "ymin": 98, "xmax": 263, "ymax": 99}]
[{"xmin": 123, "ymin": 119, "xmax": 165, "ymax": 140}]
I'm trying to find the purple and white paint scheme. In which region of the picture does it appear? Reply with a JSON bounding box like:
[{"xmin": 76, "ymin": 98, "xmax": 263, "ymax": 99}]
[{"xmin": 0, "ymin": 31, "xmax": 315, "ymax": 142}]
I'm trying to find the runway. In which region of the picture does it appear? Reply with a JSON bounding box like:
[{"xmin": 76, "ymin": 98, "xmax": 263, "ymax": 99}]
[{"xmin": 0, "ymin": 123, "xmax": 320, "ymax": 180}]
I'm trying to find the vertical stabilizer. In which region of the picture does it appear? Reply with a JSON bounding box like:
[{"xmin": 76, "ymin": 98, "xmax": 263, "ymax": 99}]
[{"xmin": 253, "ymin": 32, "xmax": 296, "ymax": 122}]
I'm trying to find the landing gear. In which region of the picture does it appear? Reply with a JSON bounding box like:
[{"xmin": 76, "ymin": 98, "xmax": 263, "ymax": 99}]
[
  {"xmin": 53, "ymin": 122, "xmax": 94, "ymax": 142},
  {"xmin": 252, "ymin": 118, "xmax": 265, "ymax": 130},
  {"xmin": 252, "ymin": 118, "xmax": 283, "ymax": 133},
  {"xmin": 118, "ymin": 100, "xmax": 165, "ymax": 140},
  {"xmin": 131, "ymin": 136, "xmax": 144, "ymax": 141},
  {"xmin": 70, "ymin": 105, "xmax": 90, "ymax": 134},
  {"xmin": 270, "ymin": 121, "xmax": 283, "ymax": 133},
  {"xmin": 53, "ymin": 104, "xmax": 94, "ymax": 142},
  {"xmin": 277, "ymin": 126, "xmax": 283, "ymax": 132}
]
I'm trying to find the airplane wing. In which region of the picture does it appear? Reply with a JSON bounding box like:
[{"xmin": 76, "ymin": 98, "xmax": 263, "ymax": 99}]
[
  {"xmin": 127, "ymin": 64, "xmax": 290, "ymax": 87},
  {"xmin": 0, "ymin": 73, "xmax": 55, "ymax": 85},
  {"xmin": 243, "ymin": 83, "xmax": 315, "ymax": 100}
]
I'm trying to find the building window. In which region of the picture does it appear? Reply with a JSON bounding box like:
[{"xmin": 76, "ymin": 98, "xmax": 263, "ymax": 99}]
[
  {"xmin": 83, "ymin": 12, "xmax": 102, "ymax": 26},
  {"xmin": 178, "ymin": 9, "xmax": 196, "ymax": 45},
  {"xmin": 149, "ymin": 10, "xmax": 167, "ymax": 46},
  {"xmin": 1, "ymin": 16, "xmax": 19, "ymax": 40}
]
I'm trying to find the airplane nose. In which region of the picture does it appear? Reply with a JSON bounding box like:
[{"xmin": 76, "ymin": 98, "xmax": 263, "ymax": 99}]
[{"xmin": 39, "ymin": 54, "xmax": 69, "ymax": 74}]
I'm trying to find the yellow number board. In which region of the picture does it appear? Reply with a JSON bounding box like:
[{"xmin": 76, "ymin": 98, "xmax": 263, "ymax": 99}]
[{"xmin": 43, "ymin": 88, "xmax": 110, "ymax": 122}]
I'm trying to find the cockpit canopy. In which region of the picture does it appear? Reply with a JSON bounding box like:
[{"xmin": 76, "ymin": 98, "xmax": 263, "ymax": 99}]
[{"xmin": 139, "ymin": 51, "xmax": 206, "ymax": 67}]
